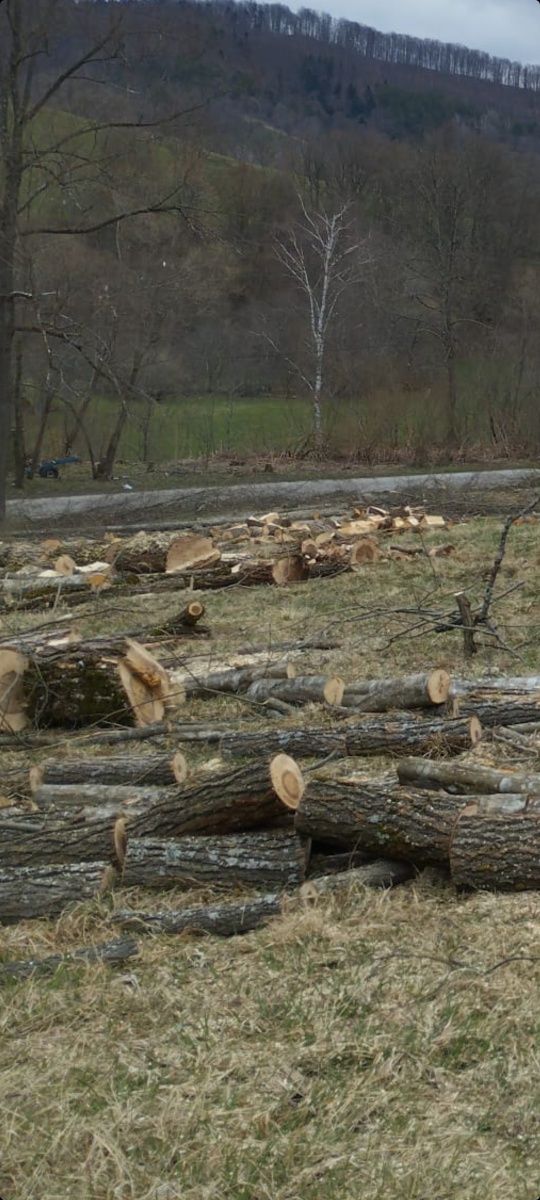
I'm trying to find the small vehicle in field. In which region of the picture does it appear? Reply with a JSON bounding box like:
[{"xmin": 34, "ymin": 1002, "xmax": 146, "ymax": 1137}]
[{"xmin": 25, "ymin": 454, "xmax": 82, "ymax": 480}]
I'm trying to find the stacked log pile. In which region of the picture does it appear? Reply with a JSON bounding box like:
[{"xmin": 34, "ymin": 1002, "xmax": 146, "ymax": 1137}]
[{"xmin": 0, "ymin": 502, "xmax": 452, "ymax": 612}]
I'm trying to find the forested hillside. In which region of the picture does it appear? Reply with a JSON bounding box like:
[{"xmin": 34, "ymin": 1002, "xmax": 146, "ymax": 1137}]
[{"xmin": 2, "ymin": 0, "xmax": 540, "ymax": 511}]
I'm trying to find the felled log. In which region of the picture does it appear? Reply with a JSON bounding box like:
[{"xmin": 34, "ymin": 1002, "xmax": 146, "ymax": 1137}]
[
  {"xmin": 301, "ymin": 859, "xmax": 415, "ymax": 896},
  {"xmin": 3, "ymin": 573, "xmax": 103, "ymax": 602},
  {"xmin": 0, "ymin": 636, "xmax": 171, "ymax": 731},
  {"xmin": 397, "ymin": 757, "xmax": 540, "ymax": 795},
  {"xmin": 308, "ymin": 849, "xmax": 368, "ymax": 877},
  {"xmin": 106, "ymin": 532, "xmax": 220, "ymax": 575},
  {"xmin": 33, "ymin": 751, "xmax": 188, "ymax": 791},
  {"xmin": 0, "ymin": 860, "xmax": 117, "ymax": 923},
  {"xmin": 160, "ymin": 602, "xmax": 207, "ymax": 635},
  {"xmin": 294, "ymin": 778, "xmax": 510, "ymax": 866},
  {"xmin": 245, "ymin": 675, "xmax": 345, "ymax": 707},
  {"xmin": 450, "ymin": 796, "xmax": 540, "ymax": 891},
  {"xmin": 122, "ymin": 829, "xmax": 310, "ymax": 892},
  {"xmin": 0, "ymin": 808, "xmax": 127, "ymax": 867},
  {"xmin": 176, "ymin": 662, "xmax": 293, "ymax": 701},
  {"xmin": 454, "ymin": 700, "xmax": 540, "ymax": 728},
  {"xmin": 111, "ymin": 893, "xmax": 283, "ymax": 936},
  {"xmin": 130, "ymin": 756, "xmax": 305, "ymax": 838},
  {"xmin": 220, "ymin": 715, "xmax": 481, "ymax": 762},
  {"xmin": 342, "ymin": 670, "xmax": 450, "ymax": 712},
  {"xmin": 0, "ymin": 937, "xmax": 139, "ymax": 981}
]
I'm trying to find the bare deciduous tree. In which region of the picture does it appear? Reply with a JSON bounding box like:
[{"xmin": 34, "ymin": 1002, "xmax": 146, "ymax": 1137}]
[{"xmin": 273, "ymin": 199, "xmax": 371, "ymax": 445}]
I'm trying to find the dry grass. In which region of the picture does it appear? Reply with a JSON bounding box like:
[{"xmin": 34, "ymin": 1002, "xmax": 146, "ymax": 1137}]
[{"xmin": 2, "ymin": 512, "xmax": 540, "ymax": 1199}]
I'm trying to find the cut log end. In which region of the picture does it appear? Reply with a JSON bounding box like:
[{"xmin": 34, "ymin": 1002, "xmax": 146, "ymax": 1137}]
[
  {"xmin": 426, "ymin": 669, "xmax": 451, "ymax": 705},
  {"xmin": 469, "ymin": 716, "xmax": 483, "ymax": 746},
  {"xmin": 323, "ymin": 675, "xmax": 345, "ymax": 706},
  {"xmin": 271, "ymin": 556, "xmax": 309, "ymax": 586},
  {"xmin": 166, "ymin": 535, "xmax": 220, "ymax": 574},
  {"xmin": 350, "ymin": 538, "xmax": 381, "ymax": 566},
  {"xmin": 171, "ymin": 751, "xmax": 188, "ymax": 784},
  {"xmin": 269, "ymin": 754, "xmax": 305, "ymax": 810}
]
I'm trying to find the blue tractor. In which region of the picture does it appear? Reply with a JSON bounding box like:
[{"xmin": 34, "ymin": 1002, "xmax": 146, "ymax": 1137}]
[{"xmin": 25, "ymin": 454, "xmax": 82, "ymax": 480}]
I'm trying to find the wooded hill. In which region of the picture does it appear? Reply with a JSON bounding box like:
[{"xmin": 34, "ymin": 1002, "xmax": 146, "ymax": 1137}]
[{"xmin": 3, "ymin": 0, "xmax": 540, "ymax": 501}]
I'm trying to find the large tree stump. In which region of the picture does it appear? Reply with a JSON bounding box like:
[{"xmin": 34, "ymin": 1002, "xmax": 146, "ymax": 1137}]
[
  {"xmin": 450, "ymin": 797, "xmax": 540, "ymax": 891},
  {"xmin": 121, "ymin": 829, "xmax": 310, "ymax": 892},
  {"xmin": 0, "ymin": 636, "xmax": 171, "ymax": 731}
]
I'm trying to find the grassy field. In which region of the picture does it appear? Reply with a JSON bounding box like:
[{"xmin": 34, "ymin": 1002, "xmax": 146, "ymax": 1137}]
[{"xmin": 2, "ymin": 512, "xmax": 540, "ymax": 1199}]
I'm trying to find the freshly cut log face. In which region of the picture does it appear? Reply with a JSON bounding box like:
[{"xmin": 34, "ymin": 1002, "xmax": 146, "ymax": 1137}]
[
  {"xmin": 269, "ymin": 754, "xmax": 305, "ymax": 809},
  {"xmin": 0, "ymin": 649, "xmax": 27, "ymax": 733},
  {"xmin": 0, "ymin": 636, "xmax": 171, "ymax": 731},
  {"xmin": 450, "ymin": 796, "xmax": 540, "ymax": 891},
  {"xmin": 350, "ymin": 539, "xmax": 381, "ymax": 566},
  {"xmin": 166, "ymin": 535, "xmax": 221, "ymax": 574},
  {"xmin": 122, "ymin": 830, "xmax": 310, "ymax": 892},
  {"xmin": 54, "ymin": 554, "xmax": 77, "ymax": 576},
  {"xmin": 271, "ymin": 556, "xmax": 309, "ymax": 586}
]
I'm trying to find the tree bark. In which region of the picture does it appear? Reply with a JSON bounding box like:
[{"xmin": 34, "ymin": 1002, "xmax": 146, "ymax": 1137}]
[
  {"xmin": 121, "ymin": 830, "xmax": 310, "ymax": 892},
  {"xmin": 341, "ymin": 670, "xmax": 450, "ymax": 712},
  {"xmin": 35, "ymin": 751, "xmax": 188, "ymax": 790},
  {"xmin": 219, "ymin": 716, "xmax": 480, "ymax": 761},
  {"xmin": 397, "ymin": 757, "xmax": 540, "ymax": 795},
  {"xmin": 0, "ymin": 937, "xmax": 139, "ymax": 981},
  {"xmin": 0, "ymin": 636, "xmax": 171, "ymax": 731},
  {"xmin": 294, "ymin": 779, "xmax": 506, "ymax": 866},
  {"xmin": 111, "ymin": 893, "xmax": 283, "ymax": 936},
  {"xmin": 0, "ymin": 808, "xmax": 126, "ymax": 868},
  {"xmin": 0, "ymin": 860, "xmax": 117, "ymax": 923},
  {"xmin": 245, "ymin": 675, "xmax": 344, "ymax": 707},
  {"xmin": 450, "ymin": 796, "xmax": 540, "ymax": 891},
  {"xmin": 220, "ymin": 729, "xmax": 348, "ymax": 760},
  {"xmin": 129, "ymin": 760, "xmax": 301, "ymax": 838},
  {"xmin": 301, "ymin": 860, "xmax": 415, "ymax": 895}
]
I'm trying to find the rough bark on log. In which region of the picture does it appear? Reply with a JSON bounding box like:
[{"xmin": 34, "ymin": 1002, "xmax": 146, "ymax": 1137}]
[
  {"xmin": 455, "ymin": 701, "xmax": 540, "ymax": 728},
  {"xmin": 0, "ymin": 861, "xmax": 117, "ymax": 923},
  {"xmin": 219, "ymin": 716, "xmax": 481, "ymax": 761},
  {"xmin": 34, "ymin": 751, "xmax": 188, "ymax": 790},
  {"xmin": 122, "ymin": 830, "xmax": 310, "ymax": 892},
  {"xmin": 177, "ymin": 662, "xmax": 292, "ymax": 701},
  {"xmin": 308, "ymin": 848, "xmax": 369, "ymax": 877},
  {"xmin": 450, "ymin": 797, "xmax": 540, "ymax": 891},
  {"xmin": 129, "ymin": 758, "xmax": 304, "ymax": 838},
  {"xmin": 397, "ymin": 757, "xmax": 540, "ymax": 796},
  {"xmin": 341, "ymin": 670, "xmax": 450, "ymax": 712},
  {"xmin": 301, "ymin": 860, "xmax": 415, "ymax": 896},
  {"xmin": 294, "ymin": 779, "xmax": 503, "ymax": 865},
  {"xmin": 105, "ymin": 532, "xmax": 220, "ymax": 575},
  {"xmin": 0, "ymin": 808, "xmax": 126, "ymax": 867},
  {"xmin": 245, "ymin": 675, "xmax": 345, "ymax": 707},
  {"xmin": 111, "ymin": 894, "xmax": 282, "ymax": 936},
  {"xmin": 0, "ymin": 937, "xmax": 139, "ymax": 981}
]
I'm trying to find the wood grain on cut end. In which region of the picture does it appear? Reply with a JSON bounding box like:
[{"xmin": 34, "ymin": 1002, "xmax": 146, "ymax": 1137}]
[{"xmin": 270, "ymin": 754, "xmax": 305, "ymax": 810}]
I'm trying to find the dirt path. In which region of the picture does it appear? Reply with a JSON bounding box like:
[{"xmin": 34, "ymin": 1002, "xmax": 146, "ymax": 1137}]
[{"xmin": 7, "ymin": 466, "xmax": 540, "ymax": 532}]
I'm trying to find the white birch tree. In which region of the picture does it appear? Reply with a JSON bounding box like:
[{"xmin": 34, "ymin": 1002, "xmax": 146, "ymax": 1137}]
[{"xmin": 274, "ymin": 199, "xmax": 371, "ymax": 446}]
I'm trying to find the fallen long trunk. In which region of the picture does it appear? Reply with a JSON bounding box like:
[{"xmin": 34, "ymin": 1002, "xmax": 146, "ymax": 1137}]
[
  {"xmin": 220, "ymin": 716, "xmax": 481, "ymax": 761},
  {"xmin": 450, "ymin": 796, "xmax": 540, "ymax": 891},
  {"xmin": 454, "ymin": 700, "xmax": 540, "ymax": 728},
  {"xmin": 177, "ymin": 662, "xmax": 292, "ymax": 700},
  {"xmin": 111, "ymin": 894, "xmax": 283, "ymax": 936},
  {"xmin": 0, "ymin": 860, "xmax": 117, "ymax": 923},
  {"xmin": 397, "ymin": 757, "xmax": 540, "ymax": 795},
  {"xmin": 0, "ymin": 937, "xmax": 139, "ymax": 981},
  {"xmin": 342, "ymin": 670, "xmax": 450, "ymax": 712},
  {"xmin": 122, "ymin": 829, "xmax": 310, "ymax": 892},
  {"xmin": 34, "ymin": 751, "xmax": 188, "ymax": 790},
  {"xmin": 294, "ymin": 778, "xmax": 515, "ymax": 866}
]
